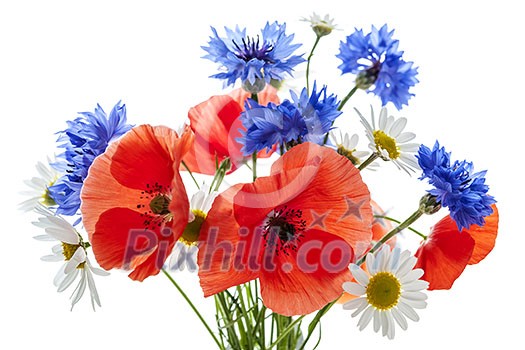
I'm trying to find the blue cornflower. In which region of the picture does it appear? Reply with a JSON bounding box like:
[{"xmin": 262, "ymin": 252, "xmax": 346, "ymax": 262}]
[
  {"xmin": 417, "ymin": 141, "xmax": 496, "ymax": 231},
  {"xmin": 48, "ymin": 102, "xmax": 132, "ymax": 216},
  {"xmin": 239, "ymin": 83, "xmax": 341, "ymax": 155},
  {"xmin": 202, "ymin": 22, "xmax": 305, "ymax": 93},
  {"xmin": 337, "ymin": 24, "xmax": 419, "ymax": 110}
]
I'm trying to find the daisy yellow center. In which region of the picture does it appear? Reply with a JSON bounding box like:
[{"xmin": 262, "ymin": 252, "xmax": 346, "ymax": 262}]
[
  {"xmin": 373, "ymin": 130, "xmax": 400, "ymax": 159},
  {"xmin": 366, "ymin": 271, "xmax": 401, "ymax": 310},
  {"xmin": 61, "ymin": 242, "xmax": 85, "ymax": 268},
  {"xmin": 337, "ymin": 145, "xmax": 360, "ymax": 165},
  {"xmin": 180, "ymin": 209, "xmax": 207, "ymax": 246}
]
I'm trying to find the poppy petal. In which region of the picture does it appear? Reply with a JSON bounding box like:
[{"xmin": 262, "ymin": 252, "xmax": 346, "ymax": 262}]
[
  {"xmin": 110, "ymin": 125, "xmax": 182, "ymax": 190},
  {"xmin": 415, "ymin": 216, "xmax": 475, "ymax": 290},
  {"xmin": 198, "ymin": 184, "xmax": 259, "ymax": 296},
  {"xmin": 188, "ymin": 95, "xmax": 242, "ymax": 158},
  {"xmin": 90, "ymin": 207, "xmax": 178, "ymax": 281},
  {"xmin": 81, "ymin": 138, "xmax": 142, "ymax": 238},
  {"xmin": 233, "ymin": 164, "xmax": 321, "ymax": 229},
  {"xmin": 259, "ymin": 229, "xmax": 353, "ymax": 316},
  {"xmin": 467, "ymin": 204, "xmax": 499, "ymax": 265}
]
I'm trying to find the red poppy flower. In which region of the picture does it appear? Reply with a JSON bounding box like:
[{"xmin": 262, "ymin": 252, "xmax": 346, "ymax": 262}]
[
  {"xmin": 81, "ymin": 124, "xmax": 194, "ymax": 281},
  {"xmin": 198, "ymin": 142, "xmax": 373, "ymax": 316},
  {"xmin": 183, "ymin": 86, "xmax": 280, "ymax": 175},
  {"xmin": 415, "ymin": 204, "xmax": 499, "ymax": 290}
]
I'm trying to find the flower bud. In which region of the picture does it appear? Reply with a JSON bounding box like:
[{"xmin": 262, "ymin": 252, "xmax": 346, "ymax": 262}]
[
  {"xmin": 356, "ymin": 65, "xmax": 380, "ymax": 90},
  {"xmin": 242, "ymin": 78, "xmax": 266, "ymax": 94},
  {"xmin": 419, "ymin": 193, "xmax": 442, "ymax": 215}
]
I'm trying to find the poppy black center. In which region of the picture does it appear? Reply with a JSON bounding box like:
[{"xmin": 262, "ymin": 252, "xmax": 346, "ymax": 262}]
[
  {"xmin": 262, "ymin": 206, "xmax": 306, "ymax": 255},
  {"xmin": 149, "ymin": 194, "xmax": 171, "ymax": 215}
]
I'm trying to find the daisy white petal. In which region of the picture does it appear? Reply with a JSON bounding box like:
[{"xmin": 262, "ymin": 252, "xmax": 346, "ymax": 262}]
[
  {"xmin": 33, "ymin": 234, "xmax": 55, "ymax": 241},
  {"xmin": 342, "ymin": 282, "xmax": 366, "ymax": 296},
  {"xmin": 380, "ymin": 311, "xmax": 389, "ymax": 337},
  {"xmin": 400, "ymin": 297, "xmax": 427, "ymax": 309},
  {"xmin": 377, "ymin": 245, "xmax": 391, "ymax": 271},
  {"xmin": 350, "ymin": 265, "xmax": 370, "ymax": 286},
  {"xmin": 400, "ymin": 268, "xmax": 424, "ymax": 284},
  {"xmin": 90, "ymin": 266, "xmax": 110, "ymax": 277},
  {"xmin": 343, "ymin": 297, "xmax": 367, "ymax": 310},
  {"xmin": 366, "ymin": 253, "xmax": 377, "ymax": 275},
  {"xmin": 386, "ymin": 311, "xmax": 395, "ymax": 339},
  {"xmin": 356, "ymin": 105, "xmax": 420, "ymax": 173},
  {"xmin": 351, "ymin": 299, "xmax": 370, "ymax": 317},
  {"xmin": 357, "ymin": 306, "xmax": 374, "ymax": 331},
  {"xmin": 396, "ymin": 256, "xmax": 418, "ymax": 279},
  {"xmin": 373, "ymin": 309, "xmax": 381, "ymax": 333},
  {"xmin": 401, "ymin": 291, "xmax": 428, "ymax": 301},
  {"xmin": 57, "ymin": 268, "xmax": 79, "ymax": 292},
  {"xmin": 41, "ymin": 254, "xmax": 63, "ymax": 262},
  {"xmin": 70, "ymin": 271, "xmax": 87, "ymax": 309},
  {"xmin": 403, "ymin": 280, "xmax": 430, "ymax": 292},
  {"xmin": 397, "ymin": 132, "xmax": 416, "ymax": 143},
  {"xmin": 391, "ymin": 307, "xmax": 408, "ymax": 330},
  {"xmin": 85, "ymin": 268, "xmax": 102, "ymax": 309},
  {"xmin": 397, "ymin": 301, "xmax": 420, "ymax": 322},
  {"xmin": 389, "ymin": 117, "xmax": 407, "ymax": 137},
  {"xmin": 389, "ymin": 247, "xmax": 401, "ymax": 271}
]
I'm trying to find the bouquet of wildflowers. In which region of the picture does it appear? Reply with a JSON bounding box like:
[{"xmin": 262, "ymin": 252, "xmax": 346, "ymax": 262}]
[{"xmin": 22, "ymin": 13, "xmax": 499, "ymax": 348}]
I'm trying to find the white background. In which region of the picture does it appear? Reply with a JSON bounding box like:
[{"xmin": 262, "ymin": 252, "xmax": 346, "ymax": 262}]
[{"xmin": 1, "ymin": 0, "xmax": 523, "ymax": 349}]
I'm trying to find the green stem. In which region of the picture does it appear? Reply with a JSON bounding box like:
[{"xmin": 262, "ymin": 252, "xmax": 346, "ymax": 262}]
[
  {"xmin": 374, "ymin": 215, "xmax": 428, "ymax": 239},
  {"xmin": 249, "ymin": 93, "xmax": 259, "ymax": 183},
  {"xmin": 306, "ymin": 36, "xmax": 321, "ymax": 95},
  {"xmin": 181, "ymin": 160, "xmax": 200, "ymax": 189},
  {"xmin": 210, "ymin": 158, "xmax": 230, "ymax": 193},
  {"xmin": 252, "ymin": 152, "xmax": 257, "ymax": 182},
  {"xmin": 162, "ymin": 269, "xmax": 223, "ymax": 349},
  {"xmin": 267, "ymin": 315, "xmax": 305, "ymax": 349},
  {"xmin": 357, "ymin": 208, "xmax": 424, "ymax": 265},
  {"xmin": 214, "ymin": 296, "xmax": 227, "ymax": 349},
  {"xmin": 297, "ymin": 300, "xmax": 336, "ymax": 350},
  {"xmin": 337, "ymin": 85, "xmax": 359, "ymax": 112},
  {"xmin": 358, "ymin": 152, "xmax": 379, "ymax": 171},
  {"xmin": 235, "ymin": 286, "xmax": 254, "ymax": 349},
  {"xmin": 216, "ymin": 292, "xmax": 241, "ymax": 349}
]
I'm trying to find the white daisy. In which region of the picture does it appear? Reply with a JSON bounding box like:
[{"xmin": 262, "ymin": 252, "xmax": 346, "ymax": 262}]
[
  {"xmin": 330, "ymin": 130, "xmax": 378, "ymax": 170},
  {"xmin": 33, "ymin": 205, "xmax": 108, "ymax": 310},
  {"xmin": 19, "ymin": 160, "xmax": 59, "ymax": 212},
  {"xmin": 167, "ymin": 185, "xmax": 218, "ymax": 272},
  {"xmin": 342, "ymin": 245, "xmax": 429, "ymax": 339},
  {"xmin": 301, "ymin": 13, "xmax": 338, "ymax": 37},
  {"xmin": 178, "ymin": 184, "xmax": 219, "ymax": 244},
  {"xmin": 356, "ymin": 106, "xmax": 420, "ymax": 174}
]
